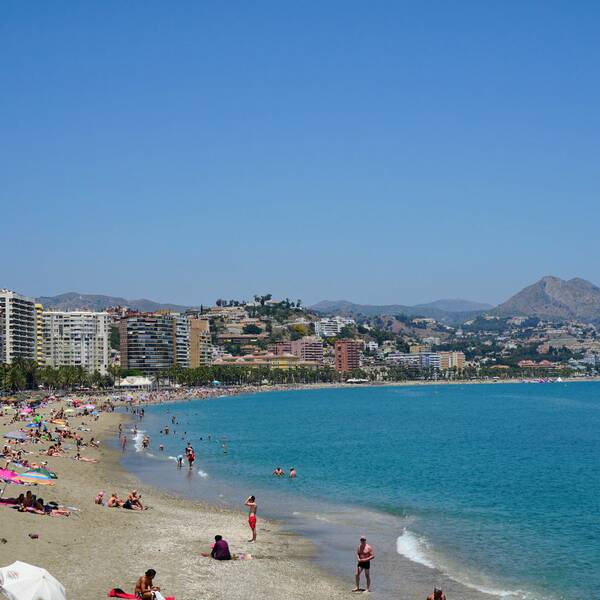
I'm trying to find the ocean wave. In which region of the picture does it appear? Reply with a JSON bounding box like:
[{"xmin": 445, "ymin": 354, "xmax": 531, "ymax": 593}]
[
  {"xmin": 396, "ymin": 530, "xmax": 435, "ymax": 568},
  {"xmin": 396, "ymin": 530, "xmax": 528, "ymax": 599},
  {"xmin": 198, "ymin": 470, "xmax": 208, "ymax": 478},
  {"xmin": 132, "ymin": 429, "xmax": 145, "ymax": 452}
]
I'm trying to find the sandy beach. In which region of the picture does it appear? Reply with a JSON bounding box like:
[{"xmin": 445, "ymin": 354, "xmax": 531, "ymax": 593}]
[{"xmin": 0, "ymin": 403, "xmax": 356, "ymax": 600}]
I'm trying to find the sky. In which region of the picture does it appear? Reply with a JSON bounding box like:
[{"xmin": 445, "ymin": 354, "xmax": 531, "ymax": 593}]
[{"xmin": 1, "ymin": 1, "xmax": 599, "ymax": 307}]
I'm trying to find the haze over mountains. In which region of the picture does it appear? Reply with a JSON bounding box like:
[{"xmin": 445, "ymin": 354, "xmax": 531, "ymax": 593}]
[{"xmin": 34, "ymin": 276, "xmax": 600, "ymax": 324}]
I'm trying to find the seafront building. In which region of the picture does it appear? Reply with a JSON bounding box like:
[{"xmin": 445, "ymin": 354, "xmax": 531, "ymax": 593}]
[
  {"xmin": 334, "ymin": 340, "xmax": 360, "ymax": 372},
  {"xmin": 119, "ymin": 312, "xmax": 192, "ymax": 374},
  {"xmin": 438, "ymin": 351, "xmax": 466, "ymax": 370},
  {"xmin": 35, "ymin": 303, "xmax": 44, "ymax": 365},
  {"xmin": 386, "ymin": 352, "xmax": 441, "ymax": 370},
  {"xmin": 119, "ymin": 314, "xmax": 176, "ymax": 374},
  {"xmin": 173, "ymin": 313, "xmax": 190, "ymax": 369},
  {"xmin": 41, "ymin": 311, "xmax": 110, "ymax": 374},
  {"xmin": 0, "ymin": 289, "xmax": 37, "ymax": 364},
  {"xmin": 189, "ymin": 318, "xmax": 212, "ymax": 368},
  {"xmin": 212, "ymin": 351, "xmax": 318, "ymax": 370}
]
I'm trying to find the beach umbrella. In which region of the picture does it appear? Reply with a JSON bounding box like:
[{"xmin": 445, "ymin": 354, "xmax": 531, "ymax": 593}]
[
  {"xmin": 0, "ymin": 469, "xmax": 21, "ymax": 498},
  {"xmin": 32, "ymin": 415, "xmax": 42, "ymax": 423},
  {"xmin": 83, "ymin": 404, "xmax": 95, "ymax": 409},
  {"xmin": 3, "ymin": 432, "xmax": 27, "ymax": 442},
  {"xmin": 0, "ymin": 561, "xmax": 66, "ymax": 600},
  {"xmin": 24, "ymin": 468, "xmax": 57, "ymax": 480},
  {"xmin": 20, "ymin": 407, "xmax": 33, "ymax": 414},
  {"xmin": 14, "ymin": 471, "xmax": 54, "ymax": 485},
  {"xmin": 0, "ymin": 469, "xmax": 19, "ymax": 482}
]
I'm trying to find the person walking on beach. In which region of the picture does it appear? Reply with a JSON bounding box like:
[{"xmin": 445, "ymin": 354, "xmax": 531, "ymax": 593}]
[
  {"xmin": 245, "ymin": 495, "xmax": 257, "ymax": 542},
  {"xmin": 427, "ymin": 588, "xmax": 446, "ymax": 600},
  {"xmin": 353, "ymin": 536, "xmax": 374, "ymax": 593}
]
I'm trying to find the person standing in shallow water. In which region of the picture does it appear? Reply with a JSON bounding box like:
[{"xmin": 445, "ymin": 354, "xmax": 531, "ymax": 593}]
[
  {"xmin": 245, "ymin": 495, "xmax": 257, "ymax": 542},
  {"xmin": 352, "ymin": 536, "xmax": 374, "ymax": 593}
]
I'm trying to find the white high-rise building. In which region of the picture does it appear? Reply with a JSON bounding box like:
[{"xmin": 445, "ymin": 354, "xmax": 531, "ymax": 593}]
[
  {"xmin": 314, "ymin": 316, "xmax": 355, "ymax": 338},
  {"xmin": 42, "ymin": 311, "xmax": 110, "ymax": 374},
  {"xmin": 0, "ymin": 289, "xmax": 37, "ymax": 364}
]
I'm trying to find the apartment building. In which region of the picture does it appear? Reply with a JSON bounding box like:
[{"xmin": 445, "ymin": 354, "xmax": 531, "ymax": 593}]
[
  {"xmin": 35, "ymin": 303, "xmax": 44, "ymax": 365},
  {"xmin": 270, "ymin": 337, "xmax": 324, "ymax": 364},
  {"xmin": 173, "ymin": 313, "xmax": 190, "ymax": 368},
  {"xmin": 189, "ymin": 318, "xmax": 212, "ymax": 368},
  {"xmin": 291, "ymin": 337, "xmax": 324, "ymax": 364},
  {"xmin": 42, "ymin": 311, "xmax": 110, "ymax": 374},
  {"xmin": 315, "ymin": 316, "xmax": 355, "ymax": 338},
  {"xmin": 334, "ymin": 340, "xmax": 360, "ymax": 372},
  {"xmin": 0, "ymin": 289, "xmax": 37, "ymax": 364},
  {"xmin": 386, "ymin": 352, "xmax": 441, "ymax": 370},
  {"xmin": 120, "ymin": 314, "xmax": 176, "ymax": 374},
  {"xmin": 438, "ymin": 351, "xmax": 466, "ymax": 370}
]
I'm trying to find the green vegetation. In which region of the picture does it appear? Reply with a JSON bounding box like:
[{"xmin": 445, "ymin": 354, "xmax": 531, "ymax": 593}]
[
  {"xmin": 0, "ymin": 359, "xmax": 112, "ymax": 392},
  {"xmin": 242, "ymin": 324, "xmax": 263, "ymax": 335}
]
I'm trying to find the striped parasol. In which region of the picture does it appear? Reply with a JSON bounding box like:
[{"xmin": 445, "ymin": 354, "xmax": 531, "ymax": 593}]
[{"xmin": 14, "ymin": 471, "xmax": 55, "ymax": 485}]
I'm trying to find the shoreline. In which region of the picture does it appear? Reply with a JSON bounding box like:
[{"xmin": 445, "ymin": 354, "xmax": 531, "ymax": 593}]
[
  {"xmin": 102, "ymin": 374, "xmax": 600, "ymax": 409},
  {"xmin": 0, "ymin": 404, "xmax": 352, "ymax": 600}
]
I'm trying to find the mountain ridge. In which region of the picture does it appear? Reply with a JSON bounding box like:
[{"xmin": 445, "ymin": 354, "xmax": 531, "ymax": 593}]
[
  {"xmin": 310, "ymin": 299, "xmax": 490, "ymax": 323},
  {"xmin": 36, "ymin": 292, "xmax": 190, "ymax": 313}
]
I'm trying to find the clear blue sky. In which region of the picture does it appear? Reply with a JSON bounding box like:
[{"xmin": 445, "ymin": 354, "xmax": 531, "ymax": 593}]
[{"xmin": 2, "ymin": 1, "xmax": 599, "ymax": 306}]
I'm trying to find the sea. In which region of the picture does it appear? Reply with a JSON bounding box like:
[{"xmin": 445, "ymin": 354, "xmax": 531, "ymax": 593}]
[{"xmin": 120, "ymin": 382, "xmax": 600, "ymax": 600}]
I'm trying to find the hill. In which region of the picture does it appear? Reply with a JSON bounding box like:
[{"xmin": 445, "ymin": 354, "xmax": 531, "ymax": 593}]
[
  {"xmin": 413, "ymin": 299, "xmax": 493, "ymax": 312},
  {"xmin": 494, "ymin": 276, "xmax": 600, "ymax": 322},
  {"xmin": 309, "ymin": 299, "xmax": 489, "ymax": 323},
  {"xmin": 36, "ymin": 292, "xmax": 190, "ymax": 313}
]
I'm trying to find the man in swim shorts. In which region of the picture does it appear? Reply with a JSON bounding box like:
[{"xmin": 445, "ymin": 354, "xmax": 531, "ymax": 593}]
[
  {"xmin": 245, "ymin": 495, "xmax": 257, "ymax": 542},
  {"xmin": 427, "ymin": 587, "xmax": 446, "ymax": 600},
  {"xmin": 353, "ymin": 536, "xmax": 374, "ymax": 592}
]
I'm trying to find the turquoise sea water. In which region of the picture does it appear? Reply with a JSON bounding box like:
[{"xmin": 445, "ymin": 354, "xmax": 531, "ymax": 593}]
[{"xmin": 124, "ymin": 383, "xmax": 600, "ymax": 599}]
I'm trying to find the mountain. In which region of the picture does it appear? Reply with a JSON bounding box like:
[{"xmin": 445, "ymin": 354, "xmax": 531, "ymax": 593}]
[
  {"xmin": 413, "ymin": 299, "xmax": 493, "ymax": 312},
  {"xmin": 309, "ymin": 299, "xmax": 489, "ymax": 323},
  {"xmin": 36, "ymin": 292, "xmax": 190, "ymax": 313},
  {"xmin": 494, "ymin": 276, "xmax": 600, "ymax": 322}
]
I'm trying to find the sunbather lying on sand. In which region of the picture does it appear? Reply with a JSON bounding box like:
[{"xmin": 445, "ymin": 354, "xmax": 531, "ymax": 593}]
[{"xmin": 74, "ymin": 452, "xmax": 98, "ymax": 462}]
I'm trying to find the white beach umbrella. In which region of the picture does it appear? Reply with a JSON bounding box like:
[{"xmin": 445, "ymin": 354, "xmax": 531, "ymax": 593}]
[{"xmin": 0, "ymin": 561, "xmax": 66, "ymax": 600}]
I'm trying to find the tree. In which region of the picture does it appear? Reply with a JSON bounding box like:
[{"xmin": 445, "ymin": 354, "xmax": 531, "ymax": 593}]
[{"xmin": 242, "ymin": 324, "xmax": 263, "ymax": 335}]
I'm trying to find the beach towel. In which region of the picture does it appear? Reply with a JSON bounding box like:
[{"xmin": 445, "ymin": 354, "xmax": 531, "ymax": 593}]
[{"xmin": 107, "ymin": 589, "xmax": 175, "ymax": 600}]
